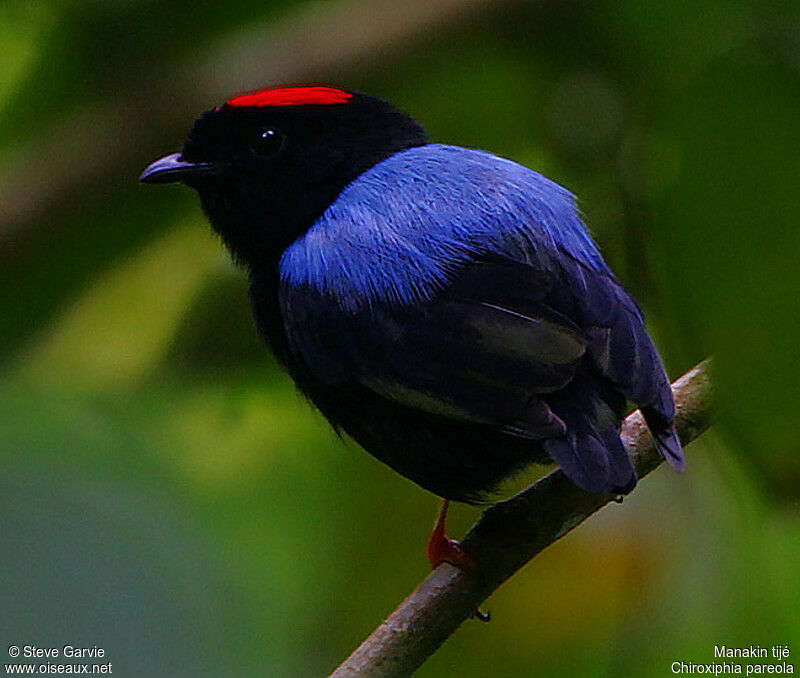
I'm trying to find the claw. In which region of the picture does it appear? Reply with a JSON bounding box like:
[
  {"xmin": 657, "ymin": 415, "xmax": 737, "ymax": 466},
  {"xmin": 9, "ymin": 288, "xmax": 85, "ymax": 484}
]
[
  {"xmin": 473, "ymin": 608, "xmax": 491, "ymax": 623},
  {"xmin": 426, "ymin": 501, "xmax": 490, "ymax": 622}
]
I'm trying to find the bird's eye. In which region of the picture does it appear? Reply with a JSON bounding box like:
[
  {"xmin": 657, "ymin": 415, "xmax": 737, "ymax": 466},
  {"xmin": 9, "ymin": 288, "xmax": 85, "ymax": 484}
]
[{"xmin": 252, "ymin": 128, "xmax": 287, "ymax": 157}]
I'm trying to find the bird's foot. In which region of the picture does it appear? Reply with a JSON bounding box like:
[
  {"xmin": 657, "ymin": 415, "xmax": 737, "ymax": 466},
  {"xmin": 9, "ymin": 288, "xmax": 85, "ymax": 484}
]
[
  {"xmin": 426, "ymin": 500, "xmax": 474, "ymax": 571},
  {"xmin": 426, "ymin": 500, "xmax": 491, "ymax": 623}
]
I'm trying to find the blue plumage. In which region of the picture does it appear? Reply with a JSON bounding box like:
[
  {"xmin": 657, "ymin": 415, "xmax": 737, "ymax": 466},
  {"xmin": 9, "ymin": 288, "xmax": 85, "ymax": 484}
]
[
  {"xmin": 142, "ymin": 88, "xmax": 684, "ymax": 503},
  {"xmin": 277, "ymin": 144, "xmax": 683, "ymax": 500},
  {"xmin": 280, "ymin": 145, "xmax": 607, "ymax": 310}
]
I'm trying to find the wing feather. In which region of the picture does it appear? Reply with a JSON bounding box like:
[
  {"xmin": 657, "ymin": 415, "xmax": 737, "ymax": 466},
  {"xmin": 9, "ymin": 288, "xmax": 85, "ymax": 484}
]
[{"xmin": 275, "ymin": 144, "xmax": 684, "ymax": 493}]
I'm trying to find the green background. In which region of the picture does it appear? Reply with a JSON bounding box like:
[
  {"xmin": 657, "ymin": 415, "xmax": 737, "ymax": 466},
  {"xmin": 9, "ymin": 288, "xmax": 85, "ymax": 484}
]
[{"xmin": 1, "ymin": 1, "xmax": 798, "ymax": 675}]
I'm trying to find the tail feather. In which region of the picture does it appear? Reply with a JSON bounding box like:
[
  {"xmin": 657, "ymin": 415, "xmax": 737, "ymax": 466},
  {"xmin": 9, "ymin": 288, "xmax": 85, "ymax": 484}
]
[
  {"xmin": 599, "ymin": 427, "xmax": 637, "ymax": 493},
  {"xmin": 545, "ymin": 433, "xmax": 612, "ymax": 493},
  {"xmin": 544, "ymin": 375, "xmax": 637, "ymax": 494},
  {"xmin": 545, "ymin": 427, "xmax": 636, "ymax": 494},
  {"xmin": 642, "ymin": 405, "xmax": 685, "ymax": 472}
]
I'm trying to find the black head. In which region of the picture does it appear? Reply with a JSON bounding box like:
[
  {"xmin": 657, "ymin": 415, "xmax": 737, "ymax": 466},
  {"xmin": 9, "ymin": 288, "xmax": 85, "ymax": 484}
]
[{"xmin": 140, "ymin": 85, "xmax": 427, "ymax": 269}]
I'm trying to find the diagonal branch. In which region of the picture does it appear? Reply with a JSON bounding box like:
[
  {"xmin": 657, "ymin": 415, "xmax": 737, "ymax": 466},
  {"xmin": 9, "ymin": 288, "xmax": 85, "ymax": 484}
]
[{"xmin": 330, "ymin": 359, "xmax": 713, "ymax": 677}]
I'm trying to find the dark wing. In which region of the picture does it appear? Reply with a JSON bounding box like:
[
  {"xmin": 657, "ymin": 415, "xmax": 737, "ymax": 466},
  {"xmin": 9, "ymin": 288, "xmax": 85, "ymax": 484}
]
[
  {"xmin": 280, "ymin": 259, "xmax": 586, "ymax": 438},
  {"xmin": 274, "ymin": 144, "xmax": 683, "ymax": 496},
  {"xmin": 279, "ymin": 256, "xmax": 677, "ymax": 496}
]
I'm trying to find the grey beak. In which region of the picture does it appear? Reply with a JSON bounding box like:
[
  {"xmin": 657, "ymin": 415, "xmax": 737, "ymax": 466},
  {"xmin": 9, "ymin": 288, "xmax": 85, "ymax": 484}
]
[{"xmin": 139, "ymin": 153, "xmax": 218, "ymax": 184}]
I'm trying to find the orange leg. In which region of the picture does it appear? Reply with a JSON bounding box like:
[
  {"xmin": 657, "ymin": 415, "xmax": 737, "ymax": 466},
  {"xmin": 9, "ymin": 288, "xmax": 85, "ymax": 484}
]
[
  {"xmin": 426, "ymin": 500, "xmax": 473, "ymax": 571},
  {"xmin": 426, "ymin": 500, "xmax": 490, "ymax": 622}
]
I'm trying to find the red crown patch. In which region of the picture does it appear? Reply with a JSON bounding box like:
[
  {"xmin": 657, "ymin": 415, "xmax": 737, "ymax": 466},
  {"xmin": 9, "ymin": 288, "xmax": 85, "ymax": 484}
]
[{"xmin": 225, "ymin": 86, "xmax": 353, "ymax": 108}]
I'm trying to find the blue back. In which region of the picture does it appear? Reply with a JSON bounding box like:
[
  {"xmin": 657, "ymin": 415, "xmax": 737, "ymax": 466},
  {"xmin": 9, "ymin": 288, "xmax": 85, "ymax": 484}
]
[
  {"xmin": 274, "ymin": 143, "xmax": 683, "ymax": 497},
  {"xmin": 280, "ymin": 144, "xmax": 608, "ymax": 310}
]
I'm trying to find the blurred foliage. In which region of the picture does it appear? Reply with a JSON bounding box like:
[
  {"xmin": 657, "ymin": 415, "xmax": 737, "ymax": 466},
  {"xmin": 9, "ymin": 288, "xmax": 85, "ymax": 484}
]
[{"xmin": 1, "ymin": 0, "xmax": 798, "ymax": 676}]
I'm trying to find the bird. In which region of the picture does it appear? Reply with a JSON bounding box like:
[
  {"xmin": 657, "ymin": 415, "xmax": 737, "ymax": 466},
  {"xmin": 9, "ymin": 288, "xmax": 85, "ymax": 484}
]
[{"xmin": 140, "ymin": 84, "xmax": 684, "ymax": 571}]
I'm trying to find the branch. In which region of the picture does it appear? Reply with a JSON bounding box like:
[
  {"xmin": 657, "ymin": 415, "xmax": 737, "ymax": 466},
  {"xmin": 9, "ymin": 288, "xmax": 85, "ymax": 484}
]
[{"xmin": 330, "ymin": 359, "xmax": 713, "ymax": 677}]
